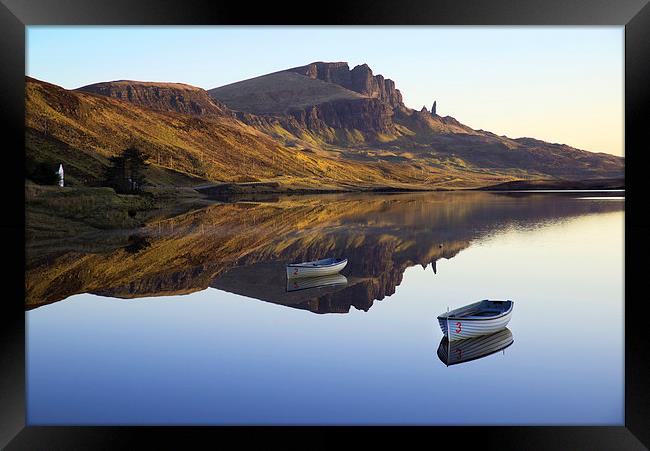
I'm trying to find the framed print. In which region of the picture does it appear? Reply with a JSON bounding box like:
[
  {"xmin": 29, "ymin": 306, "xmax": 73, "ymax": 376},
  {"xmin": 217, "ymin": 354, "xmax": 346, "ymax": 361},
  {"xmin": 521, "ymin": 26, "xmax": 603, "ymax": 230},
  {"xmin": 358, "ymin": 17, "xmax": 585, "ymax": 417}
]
[{"xmin": 1, "ymin": 0, "xmax": 649, "ymax": 448}]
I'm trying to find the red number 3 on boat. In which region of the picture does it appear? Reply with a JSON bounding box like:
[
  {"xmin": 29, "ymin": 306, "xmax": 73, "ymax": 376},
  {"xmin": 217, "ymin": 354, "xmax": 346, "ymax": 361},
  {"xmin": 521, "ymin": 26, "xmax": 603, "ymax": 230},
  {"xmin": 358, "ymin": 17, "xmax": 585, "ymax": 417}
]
[{"xmin": 455, "ymin": 322, "xmax": 462, "ymax": 333}]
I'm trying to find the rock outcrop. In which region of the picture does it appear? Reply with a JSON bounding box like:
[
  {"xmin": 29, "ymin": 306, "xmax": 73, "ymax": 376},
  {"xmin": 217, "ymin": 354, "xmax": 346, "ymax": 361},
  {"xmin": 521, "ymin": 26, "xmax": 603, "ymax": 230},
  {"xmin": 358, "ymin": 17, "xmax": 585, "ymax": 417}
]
[
  {"xmin": 76, "ymin": 80, "xmax": 232, "ymax": 117},
  {"xmin": 349, "ymin": 64, "xmax": 403, "ymax": 108},
  {"xmin": 287, "ymin": 62, "xmax": 404, "ymax": 109},
  {"xmin": 230, "ymin": 98, "xmax": 395, "ymax": 144},
  {"xmin": 287, "ymin": 61, "xmax": 352, "ymax": 86}
]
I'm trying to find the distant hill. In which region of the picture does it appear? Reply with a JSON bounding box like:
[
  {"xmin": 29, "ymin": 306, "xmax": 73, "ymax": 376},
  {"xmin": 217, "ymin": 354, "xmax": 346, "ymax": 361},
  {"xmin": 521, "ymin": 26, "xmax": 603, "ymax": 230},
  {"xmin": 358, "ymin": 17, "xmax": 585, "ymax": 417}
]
[
  {"xmin": 25, "ymin": 60, "xmax": 624, "ymax": 191},
  {"xmin": 28, "ymin": 76, "xmax": 503, "ymax": 191},
  {"xmin": 208, "ymin": 61, "xmax": 624, "ymax": 181},
  {"xmin": 77, "ymin": 80, "xmax": 232, "ymax": 117}
]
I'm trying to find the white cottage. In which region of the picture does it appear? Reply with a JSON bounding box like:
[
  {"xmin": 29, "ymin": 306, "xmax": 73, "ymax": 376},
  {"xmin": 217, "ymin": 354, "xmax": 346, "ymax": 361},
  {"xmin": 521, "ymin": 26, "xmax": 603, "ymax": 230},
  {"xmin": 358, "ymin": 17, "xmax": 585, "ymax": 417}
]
[{"xmin": 57, "ymin": 164, "xmax": 64, "ymax": 187}]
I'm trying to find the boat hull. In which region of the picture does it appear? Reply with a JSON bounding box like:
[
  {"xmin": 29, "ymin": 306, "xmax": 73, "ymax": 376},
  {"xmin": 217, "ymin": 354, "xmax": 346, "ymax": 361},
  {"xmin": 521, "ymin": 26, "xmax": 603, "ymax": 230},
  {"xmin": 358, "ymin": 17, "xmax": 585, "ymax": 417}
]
[
  {"xmin": 438, "ymin": 301, "xmax": 513, "ymax": 341},
  {"xmin": 286, "ymin": 259, "xmax": 347, "ymax": 279}
]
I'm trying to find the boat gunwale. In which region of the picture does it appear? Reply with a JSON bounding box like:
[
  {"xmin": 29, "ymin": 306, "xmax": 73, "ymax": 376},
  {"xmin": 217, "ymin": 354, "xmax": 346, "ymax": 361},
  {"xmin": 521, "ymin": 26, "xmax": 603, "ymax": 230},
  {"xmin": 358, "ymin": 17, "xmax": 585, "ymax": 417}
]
[{"xmin": 437, "ymin": 300, "xmax": 514, "ymax": 322}]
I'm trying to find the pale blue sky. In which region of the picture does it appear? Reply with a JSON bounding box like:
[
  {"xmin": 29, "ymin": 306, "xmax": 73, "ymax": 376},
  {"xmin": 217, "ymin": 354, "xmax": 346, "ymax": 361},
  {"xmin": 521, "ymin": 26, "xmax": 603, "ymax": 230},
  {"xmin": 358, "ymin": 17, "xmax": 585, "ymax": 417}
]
[{"xmin": 26, "ymin": 26, "xmax": 624, "ymax": 156}]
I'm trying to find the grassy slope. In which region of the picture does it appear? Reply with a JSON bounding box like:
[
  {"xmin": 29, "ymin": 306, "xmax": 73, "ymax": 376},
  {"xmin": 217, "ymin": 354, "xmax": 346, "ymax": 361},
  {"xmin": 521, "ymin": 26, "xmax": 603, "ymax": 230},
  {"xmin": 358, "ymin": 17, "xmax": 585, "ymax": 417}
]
[
  {"xmin": 25, "ymin": 182, "xmax": 212, "ymax": 241},
  {"xmin": 26, "ymin": 76, "xmax": 508, "ymax": 190},
  {"xmin": 25, "ymin": 129, "xmax": 207, "ymax": 187},
  {"xmin": 208, "ymin": 71, "xmax": 366, "ymax": 114}
]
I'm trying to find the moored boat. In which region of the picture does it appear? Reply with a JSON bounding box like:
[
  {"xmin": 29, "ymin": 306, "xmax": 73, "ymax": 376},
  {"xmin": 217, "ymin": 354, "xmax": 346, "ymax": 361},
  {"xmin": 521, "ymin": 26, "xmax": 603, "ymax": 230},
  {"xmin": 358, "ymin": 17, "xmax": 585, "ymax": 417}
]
[
  {"xmin": 437, "ymin": 299, "xmax": 514, "ymax": 341},
  {"xmin": 286, "ymin": 257, "xmax": 348, "ymax": 279},
  {"xmin": 437, "ymin": 328, "xmax": 514, "ymax": 366}
]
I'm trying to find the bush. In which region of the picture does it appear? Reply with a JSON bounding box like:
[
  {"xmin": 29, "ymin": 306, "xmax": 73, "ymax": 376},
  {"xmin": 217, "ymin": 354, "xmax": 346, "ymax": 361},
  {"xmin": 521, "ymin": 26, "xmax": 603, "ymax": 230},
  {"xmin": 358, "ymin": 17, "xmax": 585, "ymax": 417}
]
[{"xmin": 26, "ymin": 158, "xmax": 60, "ymax": 185}]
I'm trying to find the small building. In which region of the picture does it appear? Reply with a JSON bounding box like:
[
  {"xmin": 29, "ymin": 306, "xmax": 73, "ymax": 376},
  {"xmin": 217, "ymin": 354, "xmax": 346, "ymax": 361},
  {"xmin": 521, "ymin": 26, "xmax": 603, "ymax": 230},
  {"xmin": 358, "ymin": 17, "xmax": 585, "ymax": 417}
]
[{"xmin": 57, "ymin": 164, "xmax": 64, "ymax": 187}]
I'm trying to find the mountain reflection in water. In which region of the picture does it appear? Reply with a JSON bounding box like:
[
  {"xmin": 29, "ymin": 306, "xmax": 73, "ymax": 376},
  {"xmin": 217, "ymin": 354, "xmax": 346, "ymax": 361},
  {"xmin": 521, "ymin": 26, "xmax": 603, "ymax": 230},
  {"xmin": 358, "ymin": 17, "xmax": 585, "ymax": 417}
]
[{"xmin": 25, "ymin": 191, "xmax": 623, "ymax": 312}]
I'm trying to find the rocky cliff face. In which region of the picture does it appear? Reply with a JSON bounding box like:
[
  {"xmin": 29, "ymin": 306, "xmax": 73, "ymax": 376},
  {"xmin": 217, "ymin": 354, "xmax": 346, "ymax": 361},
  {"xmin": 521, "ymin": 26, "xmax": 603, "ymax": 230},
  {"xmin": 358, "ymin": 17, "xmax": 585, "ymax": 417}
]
[
  {"xmin": 76, "ymin": 80, "xmax": 232, "ymax": 117},
  {"xmin": 232, "ymin": 97, "xmax": 396, "ymax": 144},
  {"xmin": 288, "ymin": 61, "xmax": 352, "ymax": 86},
  {"xmin": 288, "ymin": 97, "xmax": 395, "ymax": 136},
  {"xmin": 275, "ymin": 62, "xmax": 406, "ymax": 141},
  {"xmin": 349, "ymin": 64, "xmax": 403, "ymax": 108},
  {"xmin": 288, "ymin": 62, "xmax": 404, "ymax": 109}
]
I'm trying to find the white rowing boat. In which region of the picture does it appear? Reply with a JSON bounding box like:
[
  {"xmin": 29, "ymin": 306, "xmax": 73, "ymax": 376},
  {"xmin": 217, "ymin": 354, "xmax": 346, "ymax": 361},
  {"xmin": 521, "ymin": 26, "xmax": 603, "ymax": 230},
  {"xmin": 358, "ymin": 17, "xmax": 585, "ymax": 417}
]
[
  {"xmin": 286, "ymin": 257, "xmax": 348, "ymax": 279},
  {"xmin": 286, "ymin": 273, "xmax": 348, "ymax": 292},
  {"xmin": 437, "ymin": 328, "xmax": 514, "ymax": 366},
  {"xmin": 437, "ymin": 299, "xmax": 514, "ymax": 341}
]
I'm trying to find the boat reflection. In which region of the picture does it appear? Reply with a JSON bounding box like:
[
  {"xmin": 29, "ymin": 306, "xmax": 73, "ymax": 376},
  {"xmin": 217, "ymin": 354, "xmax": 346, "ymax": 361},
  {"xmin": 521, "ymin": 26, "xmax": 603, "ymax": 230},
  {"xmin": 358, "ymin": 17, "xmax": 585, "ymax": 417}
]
[
  {"xmin": 436, "ymin": 328, "xmax": 514, "ymax": 366},
  {"xmin": 209, "ymin": 261, "xmax": 356, "ymax": 313},
  {"xmin": 286, "ymin": 273, "xmax": 348, "ymax": 292}
]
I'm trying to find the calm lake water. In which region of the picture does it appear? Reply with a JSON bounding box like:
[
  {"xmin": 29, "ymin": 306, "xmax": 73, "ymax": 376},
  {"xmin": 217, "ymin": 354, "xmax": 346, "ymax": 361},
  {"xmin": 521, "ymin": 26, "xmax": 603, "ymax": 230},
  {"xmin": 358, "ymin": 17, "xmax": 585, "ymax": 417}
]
[{"xmin": 26, "ymin": 191, "xmax": 624, "ymax": 425}]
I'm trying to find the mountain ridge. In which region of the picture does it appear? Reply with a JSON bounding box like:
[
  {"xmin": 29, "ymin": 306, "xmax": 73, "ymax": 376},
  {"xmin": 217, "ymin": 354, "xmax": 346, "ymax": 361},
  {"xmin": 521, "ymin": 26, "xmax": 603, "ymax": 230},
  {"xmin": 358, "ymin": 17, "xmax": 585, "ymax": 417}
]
[
  {"xmin": 29, "ymin": 75, "xmax": 502, "ymax": 191},
  {"xmin": 286, "ymin": 61, "xmax": 405, "ymax": 109},
  {"xmin": 25, "ymin": 60, "xmax": 624, "ymax": 191},
  {"xmin": 207, "ymin": 62, "xmax": 623, "ymax": 180}
]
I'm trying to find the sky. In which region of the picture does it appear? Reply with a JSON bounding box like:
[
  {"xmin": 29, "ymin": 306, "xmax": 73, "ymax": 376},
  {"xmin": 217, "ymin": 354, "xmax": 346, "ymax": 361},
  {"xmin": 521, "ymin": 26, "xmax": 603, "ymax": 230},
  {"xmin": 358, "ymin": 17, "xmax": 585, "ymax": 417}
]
[{"xmin": 26, "ymin": 26, "xmax": 624, "ymax": 156}]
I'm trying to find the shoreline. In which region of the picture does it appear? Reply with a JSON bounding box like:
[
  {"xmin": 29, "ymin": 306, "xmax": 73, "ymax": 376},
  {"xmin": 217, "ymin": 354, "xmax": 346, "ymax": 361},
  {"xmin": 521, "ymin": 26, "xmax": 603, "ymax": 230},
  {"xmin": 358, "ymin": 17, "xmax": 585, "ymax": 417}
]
[
  {"xmin": 197, "ymin": 185, "xmax": 625, "ymax": 197},
  {"xmin": 194, "ymin": 178, "xmax": 625, "ymax": 197},
  {"xmin": 25, "ymin": 181, "xmax": 625, "ymax": 240},
  {"xmin": 475, "ymin": 178, "xmax": 624, "ymax": 192}
]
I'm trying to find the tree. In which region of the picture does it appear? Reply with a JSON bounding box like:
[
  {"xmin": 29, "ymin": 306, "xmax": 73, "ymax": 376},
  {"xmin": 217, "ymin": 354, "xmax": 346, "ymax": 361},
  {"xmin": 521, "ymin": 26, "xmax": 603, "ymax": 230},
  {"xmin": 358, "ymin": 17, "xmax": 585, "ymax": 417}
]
[
  {"xmin": 122, "ymin": 147, "xmax": 148, "ymax": 192},
  {"xmin": 103, "ymin": 146, "xmax": 149, "ymax": 194}
]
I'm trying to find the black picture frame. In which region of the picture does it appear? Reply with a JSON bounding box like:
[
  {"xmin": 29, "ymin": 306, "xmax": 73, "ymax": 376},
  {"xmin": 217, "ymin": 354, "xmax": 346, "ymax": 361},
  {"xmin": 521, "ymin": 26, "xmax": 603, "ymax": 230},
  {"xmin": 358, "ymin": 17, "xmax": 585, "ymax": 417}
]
[{"xmin": 2, "ymin": 0, "xmax": 649, "ymax": 448}]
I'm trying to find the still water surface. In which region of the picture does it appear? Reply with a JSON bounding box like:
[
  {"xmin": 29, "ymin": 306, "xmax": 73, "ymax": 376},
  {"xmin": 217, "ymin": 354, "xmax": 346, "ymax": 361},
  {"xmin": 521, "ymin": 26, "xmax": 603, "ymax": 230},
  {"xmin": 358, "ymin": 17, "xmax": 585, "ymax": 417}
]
[{"xmin": 26, "ymin": 191, "xmax": 624, "ymax": 425}]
